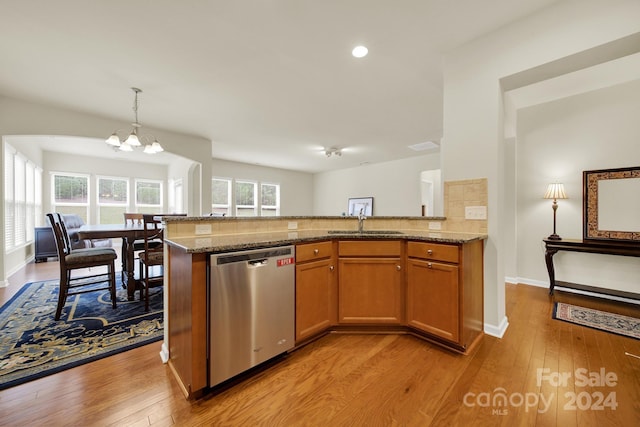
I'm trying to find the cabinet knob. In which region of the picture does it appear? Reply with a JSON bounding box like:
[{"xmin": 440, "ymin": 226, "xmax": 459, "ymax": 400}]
[
  {"xmin": 329, "ymin": 265, "xmax": 334, "ymax": 271},
  {"xmin": 427, "ymin": 249, "xmax": 433, "ymax": 255},
  {"xmin": 313, "ymin": 249, "xmax": 319, "ymax": 255},
  {"xmin": 427, "ymin": 262, "xmax": 433, "ymax": 268},
  {"xmin": 396, "ymin": 265, "xmax": 402, "ymax": 271}
]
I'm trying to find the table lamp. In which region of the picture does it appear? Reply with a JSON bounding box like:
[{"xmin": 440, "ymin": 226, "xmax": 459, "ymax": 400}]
[{"xmin": 544, "ymin": 183, "xmax": 568, "ymax": 240}]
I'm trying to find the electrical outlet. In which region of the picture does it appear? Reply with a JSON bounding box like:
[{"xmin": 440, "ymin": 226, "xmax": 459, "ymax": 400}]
[
  {"xmin": 195, "ymin": 224, "xmax": 212, "ymax": 235},
  {"xmin": 465, "ymin": 206, "xmax": 487, "ymax": 220},
  {"xmin": 428, "ymin": 222, "xmax": 442, "ymax": 230},
  {"xmin": 288, "ymin": 221, "xmax": 298, "ymax": 230}
]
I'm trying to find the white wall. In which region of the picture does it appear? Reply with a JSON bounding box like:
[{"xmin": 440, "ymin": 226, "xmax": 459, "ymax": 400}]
[
  {"xmin": 420, "ymin": 169, "xmax": 443, "ymax": 217},
  {"xmin": 313, "ymin": 154, "xmax": 440, "ymax": 216},
  {"xmin": 212, "ymin": 158, "xmax": 314, "ymax": 216},
  {"xmin": 442, "ymin": 0, "xmax": 640, "ymax": 335},
  {"xmin": 516, "ymin": 79, "xmax": 640, "ymax": 292}
]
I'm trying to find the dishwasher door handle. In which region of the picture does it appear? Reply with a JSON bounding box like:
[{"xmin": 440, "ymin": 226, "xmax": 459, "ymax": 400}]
[{"xmin": 248, "ymin": 258, "xmax": 268, "ymax": 267}]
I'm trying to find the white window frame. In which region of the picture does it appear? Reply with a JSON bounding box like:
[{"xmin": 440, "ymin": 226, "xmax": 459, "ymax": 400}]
[
  {"xmin": 211, "ymin": 177, "xmax": 232, "ymax": 216},
  {"xmin": 135, "ymin": 178, "xmax": 163, "ymax": 213},
  {"xmin": 235, "ymin": 180, "xmax": 257, "ymax": 216},
  {"xmin": 96, "ymin": 175, "xmax": 129, "ymax": 224},
  {"xmin": 260, "ymin": 182, "xmax": 280, "ymax": 216},
  {"xmin": 51, "ymin": 172, "xmax": 90, "ymax": 221},
  {"xmin": 169, "ymin": 178, "xmax": 183, "ymax": 214}
]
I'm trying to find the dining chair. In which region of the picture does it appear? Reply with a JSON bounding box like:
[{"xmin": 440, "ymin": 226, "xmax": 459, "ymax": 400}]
[
  {"xmin": 46, "ymin": 213, "xmax": 118, "ymax": 320},
  {"xmin": 138, "ymin": 214, "xmax": 164, "ymax": 311},
  {"xmin": 121, "ymin": 213, "xmax": 144, "ymax": 284}
]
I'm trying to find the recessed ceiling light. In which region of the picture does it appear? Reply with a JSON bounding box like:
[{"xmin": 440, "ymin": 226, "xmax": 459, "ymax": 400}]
[{"xmin": 352, "ymin": 45, "xmax": 368, "ymax": 58}]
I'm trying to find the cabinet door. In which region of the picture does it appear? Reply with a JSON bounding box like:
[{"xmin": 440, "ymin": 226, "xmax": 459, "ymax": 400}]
[
  {"xmin": 407, "ymin": 259, "xmax": 459, "ymax": 342},
  {"xmin": 295, "ymin": 258, "xmax": 336, "ymax": 342},
  {"xmin": 338, "ymin": 258, "xmax": 403, "ymax": 324}
]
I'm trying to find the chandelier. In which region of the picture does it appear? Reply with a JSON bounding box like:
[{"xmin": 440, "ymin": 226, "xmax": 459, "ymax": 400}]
[{"xmin": 105, "ymin": 87, "xmax": 164, "ymax": 154}]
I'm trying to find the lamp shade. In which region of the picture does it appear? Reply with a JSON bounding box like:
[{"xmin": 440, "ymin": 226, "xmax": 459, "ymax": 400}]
[
  {"xmin": 125, "ymin": 132, "xmax": 141, "ymax": 147},
  {"xmin": 105, "ymin": 133, "xmax": 121, "ymax": 147},
  {"xmin": 544, "ymin": 183, "xmax": 567, "ymax": 200}
]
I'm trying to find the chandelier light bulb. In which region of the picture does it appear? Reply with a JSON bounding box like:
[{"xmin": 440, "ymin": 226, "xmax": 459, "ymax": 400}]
[{"xmin": 352, "ymin": 45, "xmax": 368, "ymax": 58}]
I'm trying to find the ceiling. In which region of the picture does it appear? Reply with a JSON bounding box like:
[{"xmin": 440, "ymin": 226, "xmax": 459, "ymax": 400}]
[{"xmin": 0, "ymin": 0, "xmax": 561, "ymax": 172}]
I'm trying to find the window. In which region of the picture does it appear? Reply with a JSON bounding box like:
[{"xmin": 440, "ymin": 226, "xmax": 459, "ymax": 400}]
[
  {"xmin": 212, "ymin": 178, "xmax": 281, "ymax": 217},
  {"xmin": 135, "ymin": 179, "xmax": 162, "ymax": 214},
  {"xmin": 211, "ymin": 178, "xmax": 231, "ymax": 216},
  {"xmin": 4, "ymin": 144, "xmax": 42, "ymax": 252},
  {"xmin": 51, "ymin": 173, "xmax": 90, "ymax": 221},
  {"xmin": 235, "ymin": 180, "xmax": 257, "ymax": 216},
  {"xmin": 97, "ymin": 176, "xmax": 129, "ymax": 224},
  {"xmin": 169, "ymin": 178, "xmax": 183, "ymax": 214},
  {"xmin": 26, "ymin": 162, "xmax": 40, "ymax": 242},
  {"xmin": 261, "ymin": 183, "xmax": 280, "ymax": 216}
]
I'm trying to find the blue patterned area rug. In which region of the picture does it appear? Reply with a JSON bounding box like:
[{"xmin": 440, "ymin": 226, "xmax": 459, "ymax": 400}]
[
  {"xmin": 0, "ymin": 277, "xmax": 163, "ymax": 390},
  {"xmin": 553, "ymin": 302, "xmax": 640, "ymax": 340}
]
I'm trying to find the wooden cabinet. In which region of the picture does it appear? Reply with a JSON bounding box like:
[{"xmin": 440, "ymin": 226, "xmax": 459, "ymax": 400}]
[
  {"xmin": 34, "ymin": 226, "xmax": 58, "ymax": 262},
  {"xmin": 295, "ymin": 241, "xmax": 337, "ymax": 343},
  {"xmin": 338, "ymin": 240, "xmax": 404, "ymax": 325},
  {"xmin": 167, "ymin": 245, "xmax": 208, "ymax": 399},
  {"xmin": 406, "ymin": 240, "xmax": 484, "ymax": 352}
]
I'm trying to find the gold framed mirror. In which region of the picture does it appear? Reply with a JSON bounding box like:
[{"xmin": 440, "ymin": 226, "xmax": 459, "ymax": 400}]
[{"xmin": 583, "ymin": 166, "xmax": 640, "ymax": 242}]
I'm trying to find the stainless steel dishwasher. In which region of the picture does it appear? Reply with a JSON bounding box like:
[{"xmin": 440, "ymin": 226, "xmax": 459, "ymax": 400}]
[{"xmin": 209, "ymin": 245, "xmax": 295, "ymax": 387}]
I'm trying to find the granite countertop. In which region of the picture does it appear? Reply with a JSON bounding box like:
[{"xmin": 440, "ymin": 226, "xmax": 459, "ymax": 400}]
[
  {"xmin": 166, "ymin": 230, "xmax": 487, "ymax": 254},
  {"xmin": 162, "ymin": 215, "xmax": 447, "ymax": 222}
]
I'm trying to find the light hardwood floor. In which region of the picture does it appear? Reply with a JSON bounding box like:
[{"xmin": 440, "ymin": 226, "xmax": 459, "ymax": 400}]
[{"xmin": 1, "ymin": 261, "xmax": 639, "ymax": 426}]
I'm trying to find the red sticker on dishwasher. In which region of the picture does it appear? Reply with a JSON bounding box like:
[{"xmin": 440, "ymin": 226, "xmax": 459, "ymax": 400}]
[{"xmin": 277, "ymin": 257, "xmax": 294, "ymax": 267}]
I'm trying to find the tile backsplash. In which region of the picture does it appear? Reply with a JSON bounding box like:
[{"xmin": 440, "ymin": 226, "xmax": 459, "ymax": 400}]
[{"xmin": 444, "ymin": 178, "xmax": 488, "ymax": 234}]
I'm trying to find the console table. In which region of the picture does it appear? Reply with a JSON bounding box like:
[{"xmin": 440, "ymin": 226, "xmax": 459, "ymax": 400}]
[{"xmin": 544, "ymin": 238, "xmax": 640, "ymax": 300}]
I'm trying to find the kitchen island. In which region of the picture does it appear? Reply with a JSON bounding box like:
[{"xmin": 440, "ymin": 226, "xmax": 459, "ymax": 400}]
[{"xmin": 162, "ymin": 216, "xmax": 486, "ymax": 399}]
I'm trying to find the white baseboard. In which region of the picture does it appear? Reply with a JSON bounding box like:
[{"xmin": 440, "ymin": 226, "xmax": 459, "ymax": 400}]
[
  {"xmin": 159, "ymin": 341, "xmax": 169, "ymax": 364},
  {"xmin": 511, "ymin": 277, "xmax": 548, "ymax": 287},
  {"xmin": 2, "ymin": 256, "xmax": 34, "ymax": 287},
  {"xmin": 484, "ymin": 316, "xmax": 509, "ymax": 338}
]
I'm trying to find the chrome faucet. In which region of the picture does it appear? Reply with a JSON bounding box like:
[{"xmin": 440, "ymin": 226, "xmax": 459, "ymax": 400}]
[{"xmin": 358, "ymin": 208, "xmax": 366, "ymax": 232}]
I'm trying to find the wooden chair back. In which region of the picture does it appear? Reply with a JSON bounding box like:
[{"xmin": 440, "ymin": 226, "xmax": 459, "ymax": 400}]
[
  {"xmin": 139, "ymin": 214, "xmax": 165, "ymax": 311},
  {"xmin": 48, "ymin": 212, "xmax": 73, "ymax": 260},
  {"xmin": 141, "ymin": 214, "xmax": 164, "ymax": 261},
  {"xmin": 124, "ymin": 213, "xmax": 144, "ymax": 226}
]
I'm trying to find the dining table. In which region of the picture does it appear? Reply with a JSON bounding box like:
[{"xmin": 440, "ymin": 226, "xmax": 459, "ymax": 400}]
[{"xmin": 77, "ymin": 223, "xmax": 148, "ymax": 301}]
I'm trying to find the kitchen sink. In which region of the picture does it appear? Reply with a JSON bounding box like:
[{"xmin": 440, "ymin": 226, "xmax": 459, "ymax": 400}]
[{"xmin": 327, "ymin": 230, "xmax": 403, "ymax": 235}]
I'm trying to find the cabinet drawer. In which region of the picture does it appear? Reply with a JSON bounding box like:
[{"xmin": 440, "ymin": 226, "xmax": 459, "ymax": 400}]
[
  {"xmin": 296, "ymin": 241, "xmax": 333, "ymax": 262},
  {"xmin": 338, "ymin": 240, "xmax": 402, "ymax": 257},
  {"xmin": 407, "ymin": 241, "xmax": 459, "ymax": 263}
]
